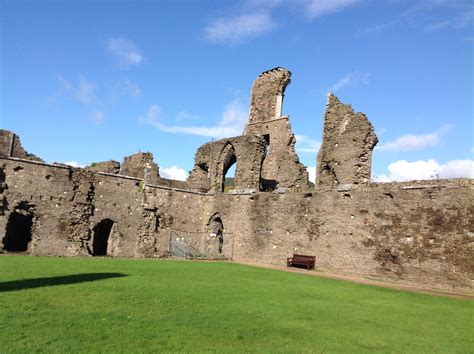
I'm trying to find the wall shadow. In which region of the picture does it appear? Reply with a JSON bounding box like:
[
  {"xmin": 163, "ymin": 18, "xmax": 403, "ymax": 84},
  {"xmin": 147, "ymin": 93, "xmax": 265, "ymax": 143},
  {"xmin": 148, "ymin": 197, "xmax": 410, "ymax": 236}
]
[{"xmin": 0, "ymin": 272, "xmax": 127, "ymax": 292}]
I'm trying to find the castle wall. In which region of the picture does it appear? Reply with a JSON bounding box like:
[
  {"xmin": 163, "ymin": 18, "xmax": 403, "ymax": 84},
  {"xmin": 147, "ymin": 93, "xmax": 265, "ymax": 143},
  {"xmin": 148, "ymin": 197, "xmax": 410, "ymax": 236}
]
[
  {"xmin": 0, "ymin": 157, "xmax": 210, "ymax": 259},
  {"xmin": 0, "ymin": 156, "xmax": 472, "ymax": 292},
  {"xmin": 206, "ymin": 180, "xmax": 473, "ymax": 292}
]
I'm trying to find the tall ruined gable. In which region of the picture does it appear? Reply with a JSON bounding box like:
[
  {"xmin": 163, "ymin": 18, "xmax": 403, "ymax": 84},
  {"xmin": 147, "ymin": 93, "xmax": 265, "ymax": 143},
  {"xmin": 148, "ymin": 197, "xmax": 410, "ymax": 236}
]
[
  {"xmin": 316, "ymin": 94, "xmax": 378, "ymax": 189},
  {"xmin": 243, "ymin": 67, "xmax": 308, "ymax": 191},
  {"xmin": 245, "ymin": 67, "xmax": 292, "ymax": 126}
]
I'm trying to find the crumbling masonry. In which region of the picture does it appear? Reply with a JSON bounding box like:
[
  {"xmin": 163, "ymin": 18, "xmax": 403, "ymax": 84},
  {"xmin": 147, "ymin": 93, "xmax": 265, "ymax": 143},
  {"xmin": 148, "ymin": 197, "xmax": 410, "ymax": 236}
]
[{"xmin": 1, "ymin": 67, "xmax": 472, "ymax": 293}]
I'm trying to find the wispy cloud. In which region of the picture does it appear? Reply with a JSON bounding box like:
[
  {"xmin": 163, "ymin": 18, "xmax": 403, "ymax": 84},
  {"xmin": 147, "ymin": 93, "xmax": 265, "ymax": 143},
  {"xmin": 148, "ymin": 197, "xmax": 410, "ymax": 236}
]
[
  {"xmin": 160, "ymin": 166, "xmax": 188, "ymax": 181},
  {"xmin": 373, "ymin": 159, "xmax": 474, "ymax": 182},
  {"xmin": 424, "ymin": 20, "xmax": 451, "ymax": 32},
  {"xmin": 357, "ymin": 1, "xmax": 473, "ymax": 37},
  {"xmin": 140, "ymin": 98, "xmax": 248, "ymax": 139},
  {"xmin": 377, "ymin": 125, "xmax": 451, "ymax": 152},
  {"xmin": 356, "ymin": 19, "xmax": 401, "ymax": 37},
  {"xmin": 204, "ymin": 13, "xmax": 276, "ymax": 45},
  {"xmin": 175, "ymin": 111, "xmax": 201, "ymax": 122},
  {"xmin": 295, "ymin": 135, "xmax": 321, "ymax": 153},
  {"xmin": 203, "ymin": 0, "xmax": 360, "ymax": 45},
  {"xmin": 327, "ymin": 71, "xmax": 370, "ymax": 93},
  {"xmin": 110, "ymin": 79, "xmax": 142, "ymax": 103},
  {"xmin": 58, "ymin": 75, "xmax": 98, "ymax": 106},
  {"xmin": 106, "ymin": 37, "xmax": 144, "ymax": 67},
  {"xmin": 303, "ymin": 0, "xmax": 360, "ymax": 19},
  {"xmin": 121, "ymin": 79, "xmax": 142, "ymax": 97}
]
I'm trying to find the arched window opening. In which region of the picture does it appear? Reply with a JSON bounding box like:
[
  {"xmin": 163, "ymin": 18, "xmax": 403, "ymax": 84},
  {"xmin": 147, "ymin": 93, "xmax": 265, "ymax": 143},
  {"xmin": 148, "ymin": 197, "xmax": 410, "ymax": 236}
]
[
  {"xmin": 221, "ymin": 144, "xmax": 237, "ymax": 192},
  {"xmin": 92, "ymin": 219, "xmax": 114, "ymax": 256},
  {"xmin": 223, "ymin": 162, "xmax": 237, "ymax": 192},
  {"xmin": 3, "ymin": 208, "xmax": 34, "ymax": 252}
]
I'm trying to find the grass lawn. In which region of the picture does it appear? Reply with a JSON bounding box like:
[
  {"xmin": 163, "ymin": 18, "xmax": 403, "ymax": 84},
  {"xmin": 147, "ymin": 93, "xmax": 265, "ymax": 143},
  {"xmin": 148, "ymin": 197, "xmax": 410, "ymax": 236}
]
[{"xmin": 0, "ymin": 256, "xmax": 472, "ymax": 352}]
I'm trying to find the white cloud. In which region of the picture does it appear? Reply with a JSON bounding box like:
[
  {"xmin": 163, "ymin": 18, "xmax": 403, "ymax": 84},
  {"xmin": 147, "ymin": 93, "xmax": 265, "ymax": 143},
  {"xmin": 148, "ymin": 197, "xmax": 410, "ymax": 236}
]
[
  {"xmin": 377, "ymin": 125, "xmax": 451, "ymax": 152},
  {"xmin": 175, "ymin": 111, "xmax": 200, "ymax": 122},
  {"xmin": 106, "ymin": 37, "xmax": 144, "ymax": 67},
  {"xmin": 306, "ymin": 166, "xmax": 316, "ymax": 183},
  {"xmin": 140, "ymin": 98, "xmax": 248, "ymax": 139},
  {"xmin": 65, "ymin": 161, "xmax": 85, "ymax": 168},
  {"xmin": 374, "ymin": 159, "xmax": 474, "ymax": 182},
  {"xmin": 204, "ymin": 13, "xmax": 276, "ymax": 45},
  {"xmin": 160, "ymin": 166, "xmax": 188, "ymax": 181},
  {"xmin": 58, "ymin": 75, "xmax": 98, "ymax": 106},
  {"xmin": 295, "ymin": 135, "xmax": 321, "ymax": 153},
  {"xmin": 327, "ymin": 71, "xmax": 370, "ymax": 93},
  {"xmin": 304, "ymin": 0, "xmax": 360, "ymax": 19}
]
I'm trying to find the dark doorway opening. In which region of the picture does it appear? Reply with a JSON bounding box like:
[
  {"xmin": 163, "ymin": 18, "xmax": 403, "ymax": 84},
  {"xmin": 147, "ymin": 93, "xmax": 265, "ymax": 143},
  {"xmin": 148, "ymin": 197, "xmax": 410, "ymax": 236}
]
[
  {"xmin": 92, "ymin": 219, "xmax": 114, "ymax": 256},
  {"xmin": 3, "ymin": 211, "xmax": 33, "ymax": 252}
]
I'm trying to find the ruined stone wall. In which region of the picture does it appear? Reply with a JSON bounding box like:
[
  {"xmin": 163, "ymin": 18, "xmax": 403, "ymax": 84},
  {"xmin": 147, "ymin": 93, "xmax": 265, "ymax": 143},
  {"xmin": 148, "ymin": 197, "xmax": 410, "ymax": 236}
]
[
  {"xmin": 86, "ymin": 160, "xmax": 121, "ymax": 174},
  {"xmin": 316, "ymin": 94, "xmax": 378, "ymax": 189},
  {"xmin": 243, "ymin": 68, "xmax": 308, "ymax": 191},
  {"xmin": 188, "ymin": 135, "xmax": 266, "ymax": 193},
  {"xmin": 206, "ymin": 179, "xmax": 473, "ymax": 293},
  {"xmin": 0, "ymin": 130, "xmax": 43, "ymax": 162},
  {"xmin": 1, "ymin": 156, "xmax": 472, "ymax": 292},
  {"xmin": 121, "ymin": 152, "xmax": 160, "ymax": 184},
  {"xmin": 0, "ymin": 157, "xmax": 209, "ymax": 259}
]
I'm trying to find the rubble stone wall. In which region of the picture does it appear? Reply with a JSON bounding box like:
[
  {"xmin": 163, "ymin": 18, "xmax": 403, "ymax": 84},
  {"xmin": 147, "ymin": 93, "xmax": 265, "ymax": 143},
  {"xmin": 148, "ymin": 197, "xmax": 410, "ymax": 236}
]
[
  {"xmin": 208, "ymin": 179, "xmax": 473, "ymax": 292},
  {"xmin": 316, "ymin": 94, "xmax": 378, "ymax": 188},
  {"xmin": 0, "ymin": 157, "xmax": 209, "ymax": 259},
  {"xmin": 0, "ymin": 157, "xmax": 472, "ymax": 292}
]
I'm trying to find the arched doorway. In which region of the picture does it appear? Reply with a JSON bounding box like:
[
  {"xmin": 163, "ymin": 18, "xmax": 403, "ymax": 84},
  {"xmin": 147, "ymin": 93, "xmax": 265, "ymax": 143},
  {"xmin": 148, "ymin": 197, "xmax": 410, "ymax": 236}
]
[
  {"xmin": 207, "ymin": 213, "xmax": 224, "ymax": 254},
  {"xmin": 92, "ymin": 219, "xmax": 114, "ymax": 256},
  {"xmin": 2, "ymin": 207, "xmax": 34, "ymax": 252}
]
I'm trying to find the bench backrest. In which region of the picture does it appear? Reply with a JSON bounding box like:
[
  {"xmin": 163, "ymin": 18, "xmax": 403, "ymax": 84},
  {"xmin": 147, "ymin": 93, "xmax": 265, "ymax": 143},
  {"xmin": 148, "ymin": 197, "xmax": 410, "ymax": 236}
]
[{"xmin": 293, "ymin": 254, "xmax": 315, "ymax": 262}]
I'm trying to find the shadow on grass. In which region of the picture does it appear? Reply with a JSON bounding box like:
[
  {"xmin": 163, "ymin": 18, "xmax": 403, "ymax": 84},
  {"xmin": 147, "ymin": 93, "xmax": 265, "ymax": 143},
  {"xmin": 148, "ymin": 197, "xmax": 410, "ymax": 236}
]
[{"xmin": 0, "ymin": 273, "xmax": 127, "ymax": 292}]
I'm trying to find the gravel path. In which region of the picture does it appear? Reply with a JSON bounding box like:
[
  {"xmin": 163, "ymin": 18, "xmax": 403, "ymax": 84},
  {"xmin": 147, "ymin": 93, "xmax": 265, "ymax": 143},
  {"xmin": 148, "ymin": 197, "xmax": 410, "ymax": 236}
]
[{"xmin": 235, "ymin": 261, "xmax": 474, "ymax": 301}]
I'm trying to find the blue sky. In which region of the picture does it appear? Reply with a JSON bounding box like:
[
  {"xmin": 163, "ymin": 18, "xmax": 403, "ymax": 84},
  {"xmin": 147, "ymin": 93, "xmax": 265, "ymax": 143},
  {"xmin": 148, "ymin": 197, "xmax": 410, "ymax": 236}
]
[{"xmin": 1, "ymin": 0, "xmax": 473, "ymax": 182}]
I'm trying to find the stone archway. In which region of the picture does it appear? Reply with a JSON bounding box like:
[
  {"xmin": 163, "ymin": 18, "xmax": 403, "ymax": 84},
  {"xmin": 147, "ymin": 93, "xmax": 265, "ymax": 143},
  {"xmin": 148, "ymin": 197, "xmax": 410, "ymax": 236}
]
[
  {"xmin": 2, "ymin": 202, "xmax": 34, "ymax": 252},
  {"xmin": 91, "ymin": 219, "xmax": 114, "ymax": 256},
  {"xmin": 207, "ymin": 213, "xmax": 224, "ymax": 255}
]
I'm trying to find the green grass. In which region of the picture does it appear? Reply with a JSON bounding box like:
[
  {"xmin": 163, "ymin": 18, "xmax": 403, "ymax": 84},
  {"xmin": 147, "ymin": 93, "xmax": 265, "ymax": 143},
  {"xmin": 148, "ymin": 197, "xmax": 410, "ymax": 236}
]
[{"xmin": 0, "ymin": 256, "xmax": 472, "ymax": 353}]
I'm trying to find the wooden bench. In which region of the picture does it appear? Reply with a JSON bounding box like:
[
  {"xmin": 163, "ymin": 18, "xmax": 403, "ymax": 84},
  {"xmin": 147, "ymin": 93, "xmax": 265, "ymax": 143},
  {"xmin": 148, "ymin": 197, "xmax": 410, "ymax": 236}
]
[{"xmin": 287, "ymin": 254, "xmax": 316, "ymax": 270}]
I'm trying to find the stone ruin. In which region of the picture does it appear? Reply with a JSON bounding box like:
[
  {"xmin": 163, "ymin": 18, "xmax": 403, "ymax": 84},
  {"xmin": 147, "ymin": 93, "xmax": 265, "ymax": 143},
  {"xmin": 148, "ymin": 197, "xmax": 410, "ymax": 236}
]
[{"xmin": 0, "ymin": 67, "xmax": 472, "ymax": 293}]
